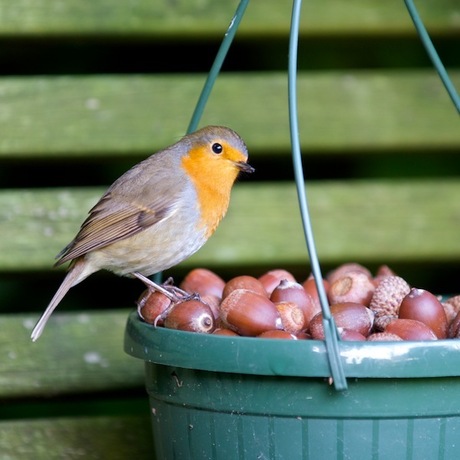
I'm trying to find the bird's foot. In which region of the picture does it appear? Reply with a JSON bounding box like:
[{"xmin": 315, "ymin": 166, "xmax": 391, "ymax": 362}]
[
  {"xmin": 134, "ymin": 272, "xmax": 199, "ymax": 301},
  {"xmin": 161, "ymin": 276, "xmax": 200, "ymax": 301},
  {"xmin": 134, "ymin": 273, "xmax": 200, "ymax": 326}
]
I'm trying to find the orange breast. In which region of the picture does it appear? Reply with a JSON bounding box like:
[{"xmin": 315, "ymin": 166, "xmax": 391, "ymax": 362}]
[{"xmin": 181, "ymin": 146, "xmax": 239, "ymax": 238}]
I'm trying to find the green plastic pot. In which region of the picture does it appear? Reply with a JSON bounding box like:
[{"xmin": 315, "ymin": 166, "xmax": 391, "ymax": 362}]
[{"xmin": 124, "ymin": 310, "xmax": 460, "ymax": 459}]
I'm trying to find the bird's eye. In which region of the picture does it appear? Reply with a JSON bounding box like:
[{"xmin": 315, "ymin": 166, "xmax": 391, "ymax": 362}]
[{"xmin": 211, "ymin": 143, "xmax": 223, "ymax": 154}]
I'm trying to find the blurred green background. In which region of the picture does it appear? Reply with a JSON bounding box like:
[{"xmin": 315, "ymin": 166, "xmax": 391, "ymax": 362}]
[{"xmin": 0, "ymin": 0, "xmax": 459, "ymax": 314}]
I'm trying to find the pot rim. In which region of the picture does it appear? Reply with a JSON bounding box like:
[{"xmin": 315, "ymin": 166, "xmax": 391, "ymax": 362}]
[{"xmin": 124, "ymin": 310, "xmax": 460, "ymax": 379}]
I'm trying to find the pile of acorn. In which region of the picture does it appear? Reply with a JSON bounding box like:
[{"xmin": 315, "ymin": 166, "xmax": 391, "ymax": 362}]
[{"xmin": 137, "ymin": 263, "xmax": 460, "ymax": 340}]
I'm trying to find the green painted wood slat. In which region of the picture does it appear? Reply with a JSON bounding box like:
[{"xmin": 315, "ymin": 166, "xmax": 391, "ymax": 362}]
[
  {"xmin": 0, "ymin": 0, "xmax": 457, "ymax": 37},
  {"xmin": 0, "ymin": 71, "xmax": 459, "ymax": 158},
  {"xmin": 0, "ymin": 0, "xmax": 458, "ymax": 457},
  {"xmin": 0, "ymin": 415, "xmax": 152, "ymax": 460},
  {"xmin": 0, "ymin": 310, "xmax": 144, "ymax": 397},
  {"xmin": 1, "ymin": 179, "xmax": 459, "ymax": 273}
]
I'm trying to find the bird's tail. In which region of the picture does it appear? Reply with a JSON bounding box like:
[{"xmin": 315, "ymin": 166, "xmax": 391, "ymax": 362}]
[{"xmin": 31, "ymin": 259, "xmax": 88, "ymax": 342}]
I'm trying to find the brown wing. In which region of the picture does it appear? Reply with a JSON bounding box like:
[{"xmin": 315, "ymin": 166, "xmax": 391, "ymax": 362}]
[{"xmin": 55, "ymin": 191, "xmax": 177, "ymax": 266}]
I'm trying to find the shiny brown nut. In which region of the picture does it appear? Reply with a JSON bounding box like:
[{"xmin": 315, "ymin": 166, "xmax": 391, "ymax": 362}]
[
  {"xmin": 201, "ymin": 294, "xmax": 222, "ymax": 323},
  {"xmin": 376, "ymin": 264, "xmax": 397, "ymax": 278},
  {"xmin": 367, "ymin": 332, "xmax": 403, "ymax": 341},
  {"xmin": 164, "ymin": 299, "xmax": 215, "ymax": 333},
  {"xmin": 399, "ymin": 288, "xmax": 448, "ymax": 339},
  {"xmin": 137, "ymin": 289, "xmax": 172, "ymax": 326},
  {"xmin": 373, "ymin": 265, "xmax": 397, "ymax": 287},
  {"xmin": 212, "ymin": 328, "xmax": 240, "ymax": 337},
  {"xmin": 385, "ymin": 318, "xmax": 437, "ymax": 341},
  {"xmin": 443, "ymin": 295, "xmax": 460, "ymax": 324},
  {"xmin": 274, "ymin": 301, "xmax": 306, "ymax": 334},
  {"xmin": 220, "ymin": 289, "xmax": 281, "ymax": 336},
  {"xmin": 179, "ymin": 268, "xmax": 225, "ymax": 298},
  {"xmin": 257, "ymin": 330, "xmax": 298, "ymax": 340},
  {"xmin": 326, "ymin": 263, "xmax": 372, "ymax": 285},
  {"xmin": 302, "ymin": 277, "xmax": 330, "ymax": 311},
  {"xmin": 448, "ymin": 311, "xmax": 460, "ymax": 338},
  {"xmin": 369, "ymin": 275, "xmax": 411, "ymax": 330},
  {"xmin": 222, "ymin": 275, "xmax": 268, "ymax": 299},
  {"xmin": 270, "ymin": 280, "xmax": 319, "ymax": 328},
  {"xmin": 338, "ymin": 328, "xmax": 367, "ymax": 341},
  {"xmin": 309, "ymin": 302, "xmax": 374, "ymax": 339},
  {"xmin": 295, "ymin": 330, "xmax": 311, "ymax": 340},
  {"xmin": 328, "ymin": 272, "xmax": 375, "ymax": 307},
  {"xmin": 258, "ymin": 269, "xmax": 297, "ymax": 295}
]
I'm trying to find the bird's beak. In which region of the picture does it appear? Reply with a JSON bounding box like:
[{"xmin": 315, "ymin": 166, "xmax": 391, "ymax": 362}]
[{"xmin": 235, "ymin": 161, "xmax": 255, "ymax": 174}]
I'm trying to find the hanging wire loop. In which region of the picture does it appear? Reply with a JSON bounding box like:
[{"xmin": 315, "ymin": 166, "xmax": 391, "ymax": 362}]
[
  {"xmin": 153, "ymin": 0, "xmax": 249, "ymax": 285},
  {"xmin": 288, "ymin": 0, "xmax": 348, "ymax": 391},
  {"xmin": 187, "ymin": 0, "xmax": 250, "ymax": 134},
  {"xmin": 404, "ymin": 0, "xmax": 460, "ymax": 114}
]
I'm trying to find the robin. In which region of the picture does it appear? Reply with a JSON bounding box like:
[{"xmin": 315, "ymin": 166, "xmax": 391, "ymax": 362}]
[{"xmin": 31, "ymin": 126, "xmax": 254, "ymax": 341}]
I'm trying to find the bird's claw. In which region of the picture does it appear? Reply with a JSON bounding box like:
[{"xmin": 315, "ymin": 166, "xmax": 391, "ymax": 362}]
[{"xmin": 133, "ymin": 272, "xmax": 201, "ymax": 326}]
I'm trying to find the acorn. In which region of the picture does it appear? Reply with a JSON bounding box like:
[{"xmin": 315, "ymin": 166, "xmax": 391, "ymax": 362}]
[
  {"xmin": 442, "ymin": 295, "xmax": 460, "ymax": 324},
  {"xmin": 309, "ymin": 302, "xmax": 374, "ymax": 340},
  {"xmin": 200, "ymin": 294, "xmax": 222, "ymax": 323},
  {"xmin": 369, "ymin": 275, "xmax": 411, "ymax": 330},
  {"xmin": 274, "ymin": 301, "xmax": 306, "ymax": 334},
  {"xmin": 258, "ymin": 269, "xmax": 297, "ymax": 295},
  {"xmin": 398, "ymin": 288, "xmax": 448, "ymax": 339},
  {"xmin": 270, "ymin": 279, "xmax": 319, "ymax": 327},
  {"xmin": 367, "ymin": 332, "xmax": 403, "ymax": 342},
  {"xmin": 164, "ymin": 299, "xmax": 215, "ymax": 333},
  {"xmin": 373, "ymin": 265, "xmax": 397, "ymax": 287},
  {"xmin": 222, "ymin": 275, "xmax": 268, "ymax": 299},
  {"xmin": 302, "ymin": 277, "xmax": 330, "ymax": 311},
  {"xmin": 295, "ymin": 330, "xmax": 311, "ymax": 340},
  {"xmin": 328, "ymin": 272, "xmax": 375, "ymax": 307},
  {"xmin": 137, "ymin": 289, "xmax": 172, "ymax": 326},
  {"xmin": 179, "ymin": 268, "xmax": 225, "ymax": 298},
  {"xmin": 326, "ymin": 263, "xmax": 372, "ymax": 285},
  {"xmin": 212, "ymin": 328, "xmax": 240, "ymax": 337},
  {"xmin": 376, "ymin": 264, "xmax": 396, "ymax": 278},
  {"xmin": 385, "ymin": 318, "xmax": 437, "ymax": 341},
  {"xmin": 257, "ymin": 330, "xmax": 298, "ymax": 340},
  {"xmin": 448, "ymin": 311, "xmax": 460, "ymax": 338},
  {"xmin": 220, "ymin": 289, "xmax": 282, "ymax": 336},
  {"xmin": 338, "ymin": 328, "xmax": 367, "ymax": 341}
]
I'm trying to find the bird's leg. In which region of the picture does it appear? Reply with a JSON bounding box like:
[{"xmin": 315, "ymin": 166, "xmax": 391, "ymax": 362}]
[
  {"xmin": 133, "ymin": 272, "xmax": 174, "ymax": 299},
  {"xmin": 133, "ymin": 272, "xmax": 201, "ymax": 326},
  {"xmin": 133, "ymin": 272, "xmax": 201, "ymax": 325},
  {"xmin": 160, "ymin": 276, "xmax": 192, "ymax": 298},
  {"xmin": 133, "ymin": 272, "xmax": 197, "ymax": 301}
]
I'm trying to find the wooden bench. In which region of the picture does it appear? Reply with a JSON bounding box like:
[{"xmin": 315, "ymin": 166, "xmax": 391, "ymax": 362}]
[{"xmin": 1, "ymin": 0, "xmax": 459, "ymax": 457}]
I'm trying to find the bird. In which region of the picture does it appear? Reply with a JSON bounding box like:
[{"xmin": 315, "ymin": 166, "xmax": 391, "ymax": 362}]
[{"xmin": 31, "ymin": 125, "xmax": 254, "ymax": 341}]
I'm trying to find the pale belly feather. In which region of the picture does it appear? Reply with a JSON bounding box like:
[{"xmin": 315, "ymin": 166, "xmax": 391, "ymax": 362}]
[{"xmin": 85, "ymin": 205, "xmax": 207, "ymax": 277}]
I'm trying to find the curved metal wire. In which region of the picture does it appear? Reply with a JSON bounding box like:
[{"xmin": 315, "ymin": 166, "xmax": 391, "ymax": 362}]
[
  {"xmin": 404, "ymin": 0, "xmax": 460, "ymax": 114},
  {"xmin": 187, "ymin": 0, "xmax": 250, "ymax": 133},
  {"xmin": 178, "ymin": 0, "xmax": 455, "ymax": 393},
  {"xmin": 288, "ymin": 0, "xmax": 348, "ymax": 391},
  {"xmin": 154, "ymin": 0, "xmax": 249, "ymax": 286}
]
